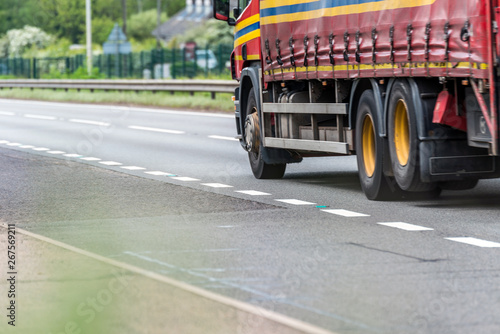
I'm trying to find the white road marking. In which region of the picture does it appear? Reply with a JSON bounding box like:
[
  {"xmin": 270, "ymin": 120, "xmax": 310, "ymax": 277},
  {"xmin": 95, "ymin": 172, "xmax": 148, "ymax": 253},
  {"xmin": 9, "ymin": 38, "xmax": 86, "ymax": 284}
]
[
  {"xmin": 275, "ymin": 199, "xmax": 316, "ymax": 205},
  {"xmin": 144, "ymin": 171, "xmax": 176, "ymax": 176},
  {"xmin": 377, "ymin": 222, "xmax": 434, "ymax": 231},
  {"xmin": 201, "ymin": 183, "xmax": 233, "ymax": 188},
  {"xmin": 1, "ymin": 224, "xmax": 337, "ymax": 334},
  {"xmin": 0, "ymin": 140, "xmax": 10, "ymax": 144},
  {"xmin": 0, "ymin": 99, "xmax": 234, "ymax": 119},
  {"xmin": 236, "ymin": 190, "xmax": 272, "ymax": 196},
  {"xmin": 19, "ymin": 145, "xmax": 35, "ymax": 149},
  {"xmin": 128, "ymin": 125, "xmax": 184, "ymax": 134},
  {"xmin": 208, "ymin": 135, "xmax": 239, "ymax": 142},
  {"xmin": 32, "ymin": 147, "xmax": 50, "ymax": 151},
  {"xmin": 47, "ymin": 151, "xmax": 65, "ymax": 155},
  {"xmin": 98, "ymin": 161, "xmax": 123, "ymax": 166},
  {"xmin": 24, "ymin": 114, "xmax": 57, "ymax": 120},
  {"xmin": 80, "ymin": 157, "xmax": 101, "ymax": 161},
  {"xmin": 170, "ymin": 176, "xmax": 200, "ymax": 182},
  {"xmin": 69, "ymin": 119, "xmax": 110, "ymax": 127},
  {"xmin": 445, "ymin": 237, "xmax": 500, "ymax": 248},
  {"xmin": 0, "ymin": 111, "xmax": 15, "ymax": 116},
  {"xmin": 121, "ymin": 166, "xmax": 146, "ymax": 170},
  {"xmin": 322, "ymin": 209, "xmax": 370, "ymax": 217},
  {"xmin": 64, "ymin": 154, "xmax": 82, "ymax": 157},
  {"xmin": 6, "ymin": 143, "xmax": 22, "ymax": 146}
]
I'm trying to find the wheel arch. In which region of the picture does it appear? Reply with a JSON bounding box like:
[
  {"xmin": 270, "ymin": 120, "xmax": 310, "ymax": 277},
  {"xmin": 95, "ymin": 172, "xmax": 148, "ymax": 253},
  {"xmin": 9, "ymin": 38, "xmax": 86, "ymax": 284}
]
[{"xmin": 349, "ymin": 79, "xmax": 385, "ymax": 137}]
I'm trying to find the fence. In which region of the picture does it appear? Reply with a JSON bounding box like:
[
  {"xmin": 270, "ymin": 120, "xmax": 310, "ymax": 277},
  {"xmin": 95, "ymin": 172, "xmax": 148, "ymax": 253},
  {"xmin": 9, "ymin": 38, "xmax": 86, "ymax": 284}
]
[{"xmin": 0, "ymin": 44, "xmax": 233, "ymax": 79}]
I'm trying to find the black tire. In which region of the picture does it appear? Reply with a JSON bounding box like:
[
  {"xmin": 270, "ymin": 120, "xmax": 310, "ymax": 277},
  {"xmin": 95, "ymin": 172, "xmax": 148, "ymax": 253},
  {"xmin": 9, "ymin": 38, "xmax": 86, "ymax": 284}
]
[
  {"xmin": 387, "ymin": 80, "xmax": 436, "ymax": 192},
  {"xmin": 355, "ymin": 90, "xmax": 399, "ymax": 200},
  {"xmin": 246, "ymin": 89, "xmax": 286, "ymax": 179}
]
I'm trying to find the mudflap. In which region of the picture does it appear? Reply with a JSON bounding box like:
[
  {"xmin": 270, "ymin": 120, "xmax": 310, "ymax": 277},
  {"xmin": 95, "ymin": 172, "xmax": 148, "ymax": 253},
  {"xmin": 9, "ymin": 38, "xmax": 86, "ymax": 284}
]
[{"xmin": 419, "ymin": 140, "xmax": 500, "ymax": 183}]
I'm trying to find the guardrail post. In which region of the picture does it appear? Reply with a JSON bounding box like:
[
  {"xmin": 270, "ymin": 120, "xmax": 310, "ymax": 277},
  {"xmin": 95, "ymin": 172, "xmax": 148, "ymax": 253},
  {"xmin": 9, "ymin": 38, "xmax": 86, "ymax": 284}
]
[{"xmin": 172, "ymin": 48, "xmax": 176, "ymax": 79}]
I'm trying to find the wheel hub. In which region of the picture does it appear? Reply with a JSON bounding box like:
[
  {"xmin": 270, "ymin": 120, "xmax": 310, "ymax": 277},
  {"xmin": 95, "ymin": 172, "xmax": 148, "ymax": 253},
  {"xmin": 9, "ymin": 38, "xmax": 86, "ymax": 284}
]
[{"xmin": 244, "ymin": 111, "xmax": 260, "ymax": 153}]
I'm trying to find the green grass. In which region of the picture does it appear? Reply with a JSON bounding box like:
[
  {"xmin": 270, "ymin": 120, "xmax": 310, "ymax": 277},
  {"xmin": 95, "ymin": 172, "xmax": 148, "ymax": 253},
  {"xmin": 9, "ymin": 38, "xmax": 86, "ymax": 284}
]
[{"xmin": 0, "ymin": 88, "xmax": 234, "ymax": 112}]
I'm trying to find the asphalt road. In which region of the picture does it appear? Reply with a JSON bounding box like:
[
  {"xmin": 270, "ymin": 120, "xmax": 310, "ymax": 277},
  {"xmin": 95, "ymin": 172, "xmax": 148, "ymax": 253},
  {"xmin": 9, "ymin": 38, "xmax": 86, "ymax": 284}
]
[{"xmin": 0, "ymin": 98, "xmax": 500, "ymax": 333}]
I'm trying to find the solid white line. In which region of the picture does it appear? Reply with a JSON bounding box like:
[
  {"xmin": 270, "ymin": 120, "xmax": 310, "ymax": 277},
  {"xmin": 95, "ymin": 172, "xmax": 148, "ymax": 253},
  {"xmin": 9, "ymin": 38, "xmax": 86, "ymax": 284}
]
[
  {"xmin": 208, "ymin": 135, "xmax": 239, "ymax": 142},
  {"xmin": 170, "ymin": 176, "xmax": 200, "ymax": 182},
  {"xmin": 0, "ymin": 99, "xmax": 234, "ymax": 119},
  {"xmin": 128, "ymin": 125, "xmax": 184, "ymax": 134},
  {"xmin": 121, "ymin": 166, "xmax": 146, "ymax": 170},
  {"xmin": 69, "ymin": 119, "xmax": 110, "ymax": 127},
  {"xmin": 24, "ymin": 114, "xmax": 57, "ymax": 120},
  {"xmin": 0, "ymin": 224, "xmax": 337, "ymax": 334},
  {"xmin": 47, "ymin": 151, "xmax": 65, "ymax": 155},
  {"xmin": 201, "ymin": 183, "xmax": 233, "ymax": 188},
  {"xmin": 19, "ymin": 145, "xmax": 35, "ymax": 149},
  {"xmin": 445, "ymin": 237, "xmax": 500, "ymax": 248},
  {"xmin": 377, "ymin": 222, "xmax": 434, "ymax": 231},
  {"xmin": 322, "ymin": 209, "xmax": 370, "ymax": 217},
  {"xmin": 98, "ymin": 161, "xmax": 123, "ymax": 166},
  {"xmin": 0, "ymin": 111, "xmax": 15, "ymax": 116},
  {"xmin": 64, "ymin": 154, "xmax": 82, "ymax": 158},
  {"xmin": 80, "ymin": 157, "xmax": 101, "ymax": 161},
  {"xmin": 6, "ymin": 143, "xmax": 22, "ymax": 147},
  {"xmin": 236, "ymin": 190, "xmax": 272, "ymax": 196},
  {"xmin": 275, "ymin": 199, "xmax": 316, "ymax": 205},
  {"xmin": 32, "ymin": 147, "xmax": 50, "ymax": 151},
  {"xmin": 144, "ymin": 171, "xmax": 176, "ymax": 176}
]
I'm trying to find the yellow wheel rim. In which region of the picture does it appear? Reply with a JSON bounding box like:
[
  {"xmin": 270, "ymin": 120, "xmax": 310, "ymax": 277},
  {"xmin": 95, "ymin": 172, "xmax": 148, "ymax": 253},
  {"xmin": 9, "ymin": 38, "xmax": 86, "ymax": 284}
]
[
  {"xmin": 362, "ymin": 115, "xmax": 376, "ymax": 178},
  {"xmin": 394, "ymin": 100, "xmax": 410, "ymax": 166}
]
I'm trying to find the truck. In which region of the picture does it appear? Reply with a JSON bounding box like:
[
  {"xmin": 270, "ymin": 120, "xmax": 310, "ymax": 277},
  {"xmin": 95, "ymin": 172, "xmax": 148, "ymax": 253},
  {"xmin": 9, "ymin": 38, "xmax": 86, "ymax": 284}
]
[{"xmin": 213, "ymin": 0, "xmax": 500, "ymax": 200}]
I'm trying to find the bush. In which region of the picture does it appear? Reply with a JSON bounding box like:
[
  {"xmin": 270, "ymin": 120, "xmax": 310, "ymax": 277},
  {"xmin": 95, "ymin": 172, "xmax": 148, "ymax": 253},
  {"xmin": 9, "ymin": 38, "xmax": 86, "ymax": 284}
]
[{"xmin": 128, "ymin": 9, "xmax": 168, "ymax": 41}]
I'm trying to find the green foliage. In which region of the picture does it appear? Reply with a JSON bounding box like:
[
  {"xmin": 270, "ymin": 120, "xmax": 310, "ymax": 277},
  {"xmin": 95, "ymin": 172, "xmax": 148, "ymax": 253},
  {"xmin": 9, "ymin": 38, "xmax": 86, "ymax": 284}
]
[
  {"xmin": 165, "ymin": 0, "xmax": 186, "ymax": 17},
  {"xmin": 128, "ymin": 9, "xmax": 168, "ymax": 41},
  {"xmin": 173, "ymin": 19, "xmax": 234, "ymax": 47},
  {"xmin": 41, "ymin": 66, "xmax": 106, "ymax": 80},
  {"xmin": 1, "ymin": 26, "xmax": 54, "ymax": 57},
  {"xmin": 92, "ymin": 17, "xmax": 116, "ymax": 46}
]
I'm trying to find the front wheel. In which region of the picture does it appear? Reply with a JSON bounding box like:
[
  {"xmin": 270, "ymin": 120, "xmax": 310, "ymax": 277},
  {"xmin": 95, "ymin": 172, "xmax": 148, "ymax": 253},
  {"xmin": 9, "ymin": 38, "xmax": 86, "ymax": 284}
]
[{"xmin": 245, "ymin": 89, "xmax": 286, "ymax": 179}]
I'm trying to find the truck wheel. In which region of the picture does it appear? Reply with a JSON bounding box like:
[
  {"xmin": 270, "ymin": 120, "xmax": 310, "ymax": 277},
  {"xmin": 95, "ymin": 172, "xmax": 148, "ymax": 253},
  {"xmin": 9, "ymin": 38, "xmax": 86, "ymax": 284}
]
[
  {"xmin": 356, "ymin": 90, "xmax": 396, "ymax": 200},
  {"xmin": 245, "ymin": 89, "xmax": 286, "ymax": 179},
  {"xmin": 388, "ymin": 81, "xmax": 435, "ymax": 192}
]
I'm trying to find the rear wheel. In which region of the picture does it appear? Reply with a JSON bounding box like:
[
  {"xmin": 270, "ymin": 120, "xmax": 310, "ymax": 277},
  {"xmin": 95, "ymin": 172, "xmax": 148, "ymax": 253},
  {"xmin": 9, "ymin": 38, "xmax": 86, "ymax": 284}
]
[
  {"xmin": 356, "ymin": 90, "xmax": 399, "ymax": 200},
  {"xmin": 388, "ymin": 80, "xmax": 436, "ymax": 192},
  {"xmin": 245, "ymin": 89, "xmax": 286, "ymax": 179}
]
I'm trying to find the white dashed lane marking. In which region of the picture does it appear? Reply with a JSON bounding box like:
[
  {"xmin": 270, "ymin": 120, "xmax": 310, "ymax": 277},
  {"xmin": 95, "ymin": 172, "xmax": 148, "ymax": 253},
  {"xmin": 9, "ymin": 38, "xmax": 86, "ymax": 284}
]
[
  {"xmin": 121, "ymin": 166, "xmax": 146, "ymax": 170},
  {"xmin": 208, "ymin": 135, "xmax": 239, "ymax": 142},
  {"xmin": 69, "ymin": 119, "xmax": 111, "ymax": 127},
  {"xmin": 235, "ymin": 190, "xmax": 271, "ymax": 196},
  {"xmin": 322, "ymin": 209, "xmax": 370, "ymax": 217},
  {"xmin": 201, "ymin": 183, "xmax": 233, "ymax": 188},
  {"xmin": 170, "ymin": 176, "xmax": 200, "ymax": 182},
  {"xmin": 98, "ymin": 161, "xmax": 123, "ymax": 166},
  {"xmin": 24, "ymin": 114, "xmax": 57, "ymax": 120},
  {"xmin": 128, "ymin": 125, "xmax": 184, "ymax": 135},
  {"xmin": 378, "ymin": 222, "xmax": 434, "ymax": 231},
  {"xmin": 276, "ymin": 199, "xmax": 316, "ymax": 205},
  {"xmin": 445, "ymin": 237, "xmax": 500, "ymax": 248},
  {"xmin": 0, "ymin": 112, "xmax": 15, "ymax": 116},
  {"xmin": 144, "ymin": 171, "xmax": 176, "ymax": 176},
  {"xmin": 3, "ymin": 139, "xmax": 500, "ymax": 252},
  {"xmin": 80, "ymin": 157, "xmax": 101, "ymax": 161}
]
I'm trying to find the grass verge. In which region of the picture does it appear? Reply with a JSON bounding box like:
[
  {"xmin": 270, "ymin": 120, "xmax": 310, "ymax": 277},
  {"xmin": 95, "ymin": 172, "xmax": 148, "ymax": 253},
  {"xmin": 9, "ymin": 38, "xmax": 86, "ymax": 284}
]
[{"xmin": 0, "ymin": 88, "xmax": 234, "ymax": 112}]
